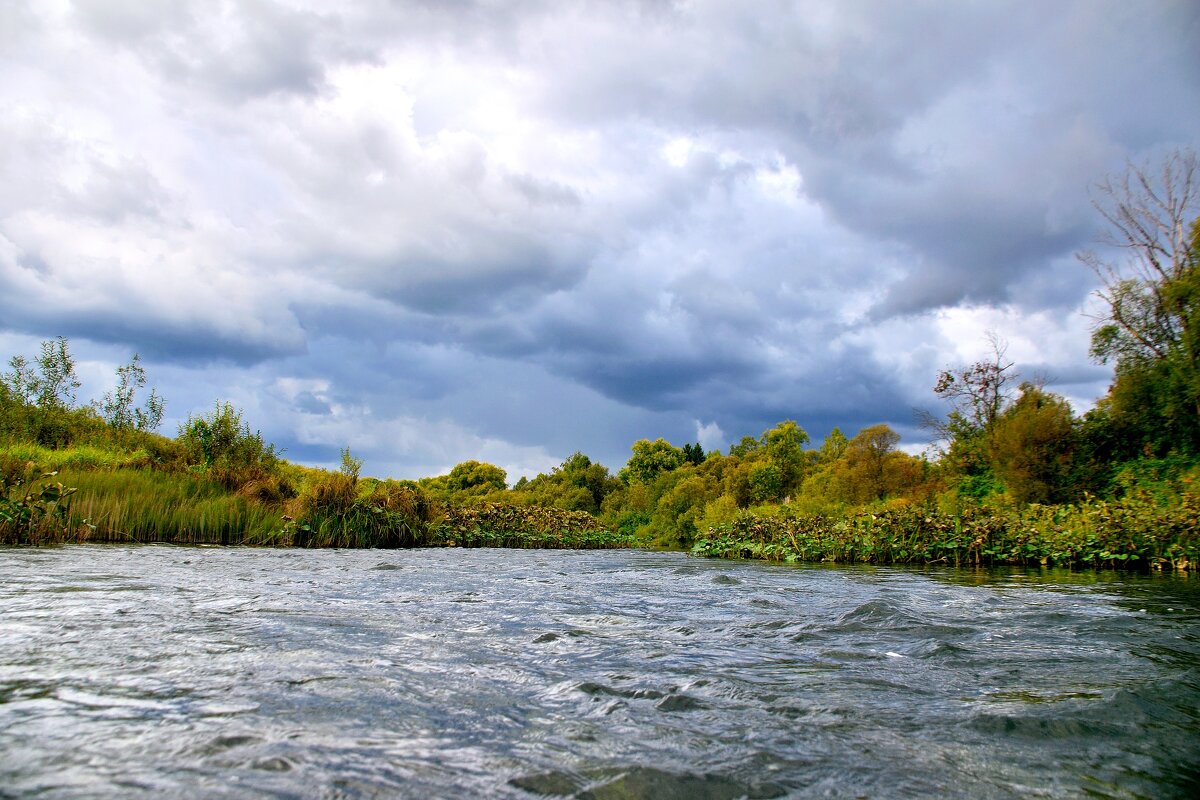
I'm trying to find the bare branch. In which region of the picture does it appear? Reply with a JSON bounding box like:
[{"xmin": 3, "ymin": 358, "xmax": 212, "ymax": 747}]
[{"xmin": 1079, "ymin": 149, "xmax": 1199, "ymax": 366}]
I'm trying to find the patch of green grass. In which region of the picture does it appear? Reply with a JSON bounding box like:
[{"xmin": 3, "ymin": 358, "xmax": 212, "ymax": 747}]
[
  {"xmin": 0, "ymin": 442, "xmax": 153, "ymax": 473},
  {"xmin": 57, "ymin": 468, "xmax": 280, "ymax": 545}
]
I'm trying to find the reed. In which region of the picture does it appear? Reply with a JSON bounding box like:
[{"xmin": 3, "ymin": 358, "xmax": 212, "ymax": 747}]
[
  {"xmin": 2, "ymin": 447, "xmax": 634, "ymax": 551},
  {"xmin": 53, "ymin": 468, "xmax": 280, "ymax": 545}
]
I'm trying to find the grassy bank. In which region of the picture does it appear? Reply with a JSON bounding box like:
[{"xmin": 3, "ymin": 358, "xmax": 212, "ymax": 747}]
[
  {"xmin": 692, "ymin": 492, "xmax": 1198, "ymax": 571},
  {"xmin": 1, "ymin": 466, "xmax": 632, "ymax": 549}
]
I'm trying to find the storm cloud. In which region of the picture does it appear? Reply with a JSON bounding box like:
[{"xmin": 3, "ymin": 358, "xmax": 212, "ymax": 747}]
[{"xmin": 1, "ymin": 0, "xmax": 1196, "ymax": 478}]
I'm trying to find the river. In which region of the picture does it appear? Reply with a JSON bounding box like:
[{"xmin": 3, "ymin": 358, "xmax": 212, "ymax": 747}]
[{"xmin": 1, "ymin": 546, "xmax": 1198, "ymax": 798}]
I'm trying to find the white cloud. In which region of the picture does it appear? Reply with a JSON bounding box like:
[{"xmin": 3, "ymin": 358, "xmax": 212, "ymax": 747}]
[
  {"xmin": 0, "ymin": 0, "xmax": 1195, "ymax": 478},
  {"xmin": 694, "ymin": 420, "xmax": 726, "ymax": 453}
]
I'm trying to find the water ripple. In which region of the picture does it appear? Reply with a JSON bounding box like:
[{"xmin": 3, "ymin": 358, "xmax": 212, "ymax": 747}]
[{"xmin": 1, "ymin": 546, "xmax": 1198, "ymax": 798}]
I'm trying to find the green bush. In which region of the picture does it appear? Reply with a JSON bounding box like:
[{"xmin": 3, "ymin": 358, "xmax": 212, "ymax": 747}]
[{"xmin": 178, "ymin": 402, "xmax": 280, "ymax": 489}]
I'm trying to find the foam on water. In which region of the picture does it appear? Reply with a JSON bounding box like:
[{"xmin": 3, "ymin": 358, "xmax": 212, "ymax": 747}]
[{"xmin": 1, "ymin": 546, "xmax": 1198, "ymax": 798}]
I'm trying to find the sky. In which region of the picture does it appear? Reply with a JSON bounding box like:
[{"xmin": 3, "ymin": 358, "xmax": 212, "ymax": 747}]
[{"xmin": 2, "ymin": 0, "xmax": 1198, "ymax": 482}]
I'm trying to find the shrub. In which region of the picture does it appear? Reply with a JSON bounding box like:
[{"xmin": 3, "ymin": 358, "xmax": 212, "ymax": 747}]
[{"xmin": 178, "ymin": 402, "xmax": 280, "ymax": 489}]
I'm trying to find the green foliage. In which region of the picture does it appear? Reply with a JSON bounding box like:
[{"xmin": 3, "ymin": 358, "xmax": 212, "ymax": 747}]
[
  {"xmin": 510, "ymin": 452, "xmax": 621, "ymax": 515},
  {"xmin": 748, "ymin": 463, "xmax": 784, "ymax": 503},
  {"xmin": 817, "ymin": 428, "xmax": 849, "ymax": 463},
  {"xmin": 3, "ymin": 337, "xmax": 81, "ymax": 411},
  {"xmin": 988, "ymin": 384, "xmax": 1076, "ymax": 504},
  {"xmin": 764, "ymin": 420, "xmax": 809, "ymax": 491},
  {"xmin": 842, "ymin": 424, "xmax": 901, "ymax": 502},
  {"xmin": 2, "ymin": 338, "xmax": 89, "ymax": 449},
  {"xmin": 728, "ymin": 435, "xmax": 762, "ymax": 458},
  {"xmin": 649, "ymin": 470, "xmax": 719, "ymax": 546},
  {"xmin": 0, "ymin": 466, "xmax": 77, "ymax": 545},
  {"xmin": 596, "ymin": 420, "xmax": 937, "ymax": 549},
  {"xmin": 100, "ymin": 354, "xmax": 164, "ymax": 432},
  {"xmin": 446, "ymin": 460, "xmax": 507, "ymax": 496},
  {"xmin": 435, "ymin": 503, "xmax": 629, "ymax": 549},
  {"xmin": 1080, "ymin": 153, "xmax": 1199, "ymax": 458},
  {"xmin": 0, "ymin": 467, "xmax": 279, "ymax": 545},
  {"xmin": 621, "ymin": 438, "xmax": 686, "ymax": 484},
  {"xmin": 277, "ymin": 475, "xmax": 441, "ymax": 548},
  {"xmin": 693, "ymin": 492, "xmax": 1199, "ymax": 572},
  {"xmin": 340, "ymin": 447, "xmax": 363, "ymax": 480},
  {"xmin": 1, "ymin": 337, "xmax": 173, "ymax": 452},
  {"xmin": 682, "ymin": 442, "xmax": 705, "ymax": 465},
  {"xmin": 178, "ymin": 402, "xmax": 280, "ymax": 490}
]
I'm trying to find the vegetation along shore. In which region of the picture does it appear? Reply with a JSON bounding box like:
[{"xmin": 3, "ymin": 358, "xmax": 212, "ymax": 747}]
[{"xmin": 2, "ymin": 154, "xmax": 1198, "ymax": 570}]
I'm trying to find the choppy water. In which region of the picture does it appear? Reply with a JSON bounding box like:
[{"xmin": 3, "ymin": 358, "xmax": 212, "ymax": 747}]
[{"xmin": 1, "ymin": 546, "xmax": 1198, "ymax": 798}]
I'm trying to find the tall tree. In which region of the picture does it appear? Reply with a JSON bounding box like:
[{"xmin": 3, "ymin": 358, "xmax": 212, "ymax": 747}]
[
  {"xmin": 844, "ymin": 424, "xmax": 901, "ymax": 502},
  {"xmin": 763, "ymin": 420, "xmax": 809, "ymax": 491},
  {"xmin": 1078, "ymin": 150, "xmax": 1200, "ymax": 454}
]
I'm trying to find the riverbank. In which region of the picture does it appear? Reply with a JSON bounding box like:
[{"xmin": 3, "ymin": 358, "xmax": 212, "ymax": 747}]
[
  {"xmin": 692, "ymin": 493, "xmax": 1198, "ymax": 572},
  {"xmin": 4, "ymin": 464, "xmax": 1195, "ymax": 572},
  {"xmin": 0, "ymin": 467, "xmax": 632, "ymax": 549}
]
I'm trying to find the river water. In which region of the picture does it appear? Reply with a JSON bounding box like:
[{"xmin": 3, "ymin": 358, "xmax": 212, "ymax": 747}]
[{"xmin": 1, "ymin": 546, "xmax": 1198, "ymax": 799}]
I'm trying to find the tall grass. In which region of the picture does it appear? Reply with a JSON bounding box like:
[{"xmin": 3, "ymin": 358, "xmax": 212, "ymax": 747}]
[
  {"xmin": 266, "ymin": 476, "xmax": 632, "ymax": 549},
  {"xmin": 0, "ymin": 442, "xmax": 155, "ymax": 473},
  {"xmin": 56, "ymin": 469, "xmax": 280, "ymax": 544}
]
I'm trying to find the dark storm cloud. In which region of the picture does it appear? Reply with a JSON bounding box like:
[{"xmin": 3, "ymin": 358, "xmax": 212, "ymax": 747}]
[
  {"xmin": 2, "ymin": 0, "xmax": 1196, "ymax": 477},
  {"xmin": 519, "ymin": 1, "xmax": 1200, "ymax": 320},
  {"xmin": 0, "ymin": 295, "xmax": 305, "ymax": 367}
]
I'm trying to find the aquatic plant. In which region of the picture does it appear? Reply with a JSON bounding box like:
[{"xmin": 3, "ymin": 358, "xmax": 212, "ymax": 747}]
[
  {"xmin": 692, "ymin": 492, "xmax": 1198, "ymax": 571},
  {"xmin": 434, "ymin": 502, "xmax": 631, "ymax": 549},
  {"xmin": 0, "ymin": 467, "xmax": 77, "ymax": 545}
]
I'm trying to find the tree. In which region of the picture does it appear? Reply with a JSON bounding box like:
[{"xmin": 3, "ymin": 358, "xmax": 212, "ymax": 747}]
[
  {"xmin": 100, "ymin": 354, "xmax": 165, "ymax": 432},
  {"xmin": 763, "ymin": 420, "xmax": 809, "ymax": 491},
  {"xmin": 844, "ymin": 424, "xmax": 901, "ymax": 502},
  {"xmin": 817, "ymin": 427, "xmax": 849, "ymax": 463},
  {"xmin": 988, "ymin": 383, "xmax": 1076, "ymax": 504},
  {"xmin": 728, "ymin": 435, "xmax": 762, "ymax": 458},
  {"xmin": 621, "ymin": 438, "xmax": 686, "ymax": 484},
  {"xmin": 1078, "ymin": 150, "xmax": 1200, "ymax": 454},
  {"xmin": 682, "ymin": 442, "xmax": 705, "ymax": 465},
  {"xmin": 920, "ymin": 334, "xmax": 1018, "ymax": 496},
  {"xmin": 748, "ymin": 463, "xmax": 784, "ymax": 503},
  {"xmin": 928, "ymin": 332, "xmax": 1016, "ymax": 437},
  {"xmin": 1080, "ymin": 150, "xmax": 1198, "ymax": 371},
  {"xmin": 513, "ymin": 452, "xmax": 621, "ymax": 514},
  {"xmin": 339, "ymin": 447, "xmax": 363, "ymax": 481},
  {"xmin": 3, "ymin": 336, "xmax": 81, "ymax": 410},
  {"xmin": 445, "ymin": 460, "xmax": 508, "ymax": 496}
]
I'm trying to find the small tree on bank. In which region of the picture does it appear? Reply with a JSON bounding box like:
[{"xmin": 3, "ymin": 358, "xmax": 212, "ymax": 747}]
[{"xmin": 100, "ymin": 354, "xmax": 165, "ymax": 432}]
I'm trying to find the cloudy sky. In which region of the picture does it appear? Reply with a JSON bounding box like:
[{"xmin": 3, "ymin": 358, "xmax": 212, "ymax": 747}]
[{"xmin": 2, "ymin": 1, "xmax": 1198, "ymax": 481}]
